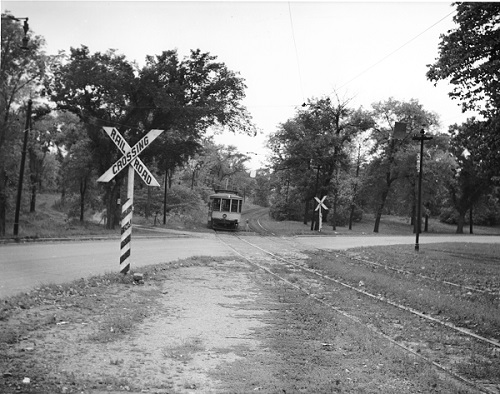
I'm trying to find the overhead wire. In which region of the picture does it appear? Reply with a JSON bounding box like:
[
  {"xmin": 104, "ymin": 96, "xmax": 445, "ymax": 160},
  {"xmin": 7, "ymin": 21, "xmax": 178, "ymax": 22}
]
[
  {"xmin": 337, "ymin": 9, "xmax": 457, "ymax": 91},
  {"xmin": 288, "ymin": 2, "xmax": 305, "ymax": 105}
]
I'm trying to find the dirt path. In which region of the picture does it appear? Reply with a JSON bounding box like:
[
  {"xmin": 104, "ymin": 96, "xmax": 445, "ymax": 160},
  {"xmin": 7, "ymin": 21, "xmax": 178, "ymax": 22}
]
[{"xmin": 4, "ymin": 260, "xmax": 274, "ymax": 394}]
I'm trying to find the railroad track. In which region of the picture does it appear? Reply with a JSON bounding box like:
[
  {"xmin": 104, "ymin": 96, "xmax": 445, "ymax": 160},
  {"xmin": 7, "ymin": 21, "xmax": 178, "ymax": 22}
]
[
  {"xmin": 215, "ymin": 231, "xmax": 500, "ymax": 394},
  {"xmin": 248, "ymin": 220, "xmax": 500, "ymax": 298},
  {"xmin": 241, "ymin": 207, "xmax": 276, "ymax": 235}
]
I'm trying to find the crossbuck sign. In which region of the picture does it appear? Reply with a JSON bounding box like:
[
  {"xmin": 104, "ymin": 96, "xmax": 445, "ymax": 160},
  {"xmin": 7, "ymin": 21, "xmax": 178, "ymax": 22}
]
[
  {"xmin": 98, "ymin": 127, "xmax": 163, "ymax": 273},
  {"xmin": 314, "ymin": 196, "xmax": 328, "ymax": 232}
]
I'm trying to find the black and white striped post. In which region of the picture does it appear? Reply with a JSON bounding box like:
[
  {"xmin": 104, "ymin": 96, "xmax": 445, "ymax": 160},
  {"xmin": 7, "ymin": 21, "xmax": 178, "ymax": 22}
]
[
  {"xmin": 120, "ymin": 165, "xmax": 134, "ymax": 273},
  {"xmin": 97, "ymin": 127, "xmax": 163, "ymax": 274}
]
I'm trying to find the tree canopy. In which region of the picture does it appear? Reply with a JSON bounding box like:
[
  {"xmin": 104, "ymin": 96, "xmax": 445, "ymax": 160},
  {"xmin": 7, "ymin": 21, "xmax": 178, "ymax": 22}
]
[
  {"xmin": 45, "ymin": 45, "xmax": 255, "ymax": 227},
  {"xmin": 427, "ymin": 2, "xmax": 500, "ymax": 116}
]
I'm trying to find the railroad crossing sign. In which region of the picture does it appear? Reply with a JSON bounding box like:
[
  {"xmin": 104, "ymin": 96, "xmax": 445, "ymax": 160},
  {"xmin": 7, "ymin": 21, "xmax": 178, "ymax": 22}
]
[
  {"xmin": 97, "ymin": 127, "xmax": 163, "ymax": 186},
  {"xmin": 314, "ymin": 196, "xmax": 328, "ymax": 232},
  {"xmin": 98, "ymin": 127, "xmax": 163, "ymax": 274}
]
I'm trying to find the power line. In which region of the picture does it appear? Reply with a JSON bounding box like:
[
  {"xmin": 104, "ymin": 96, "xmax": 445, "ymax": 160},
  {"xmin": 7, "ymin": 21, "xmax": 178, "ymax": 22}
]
[
  {"xmin": 337, "ymin": 9, "xmax": 456, "ymax": 91},
  {"xmin": 288, "ymin": 2, "xmax": 305, "ymax": 103}
]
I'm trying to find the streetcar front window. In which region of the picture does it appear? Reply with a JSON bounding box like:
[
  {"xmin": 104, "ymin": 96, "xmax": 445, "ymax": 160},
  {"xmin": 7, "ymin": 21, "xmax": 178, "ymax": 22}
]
[
  {"xmin": 212, "ymin": 198, "xmax": 221, "ymax": 211},
  {"xmin": 238, "ymin": 200, "xmax": 242, "ymax": 213},
  {"xmin": 231, "ymin": 199, "xmax": 239, "ymax": 212},
  {"xmin": 221, "ymin": 199, "xmax": 231, "ymax": 212}
]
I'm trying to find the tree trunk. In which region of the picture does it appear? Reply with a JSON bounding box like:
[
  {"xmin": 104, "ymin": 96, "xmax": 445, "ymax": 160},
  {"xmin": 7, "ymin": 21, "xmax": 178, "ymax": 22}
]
[
  {"xmin": 191, "ymin": 169, "xmax": 196, "ymax": 189},
  {"xmin": 29, "ymin": 147, "xmax": 39, "ymax": 213},
  {"xmin": 348, "ymin": 203, "xmax": 355, "ymax": 230},
  {"xmin": 310, "ymin": 199, "xmax": 316, "ymax": 230},
  {"xmin": 79, "ymin": 177, "xmax": 87, "ymax": 222},
  {"xmin": 105, "ymin": 180, "xmax": 121, "ymax": 229},
  {"xmin": 163, "ymin": 171, "xmax": 168, "ymax": 225},
  {"xmin": 30, "ymin": 182, "xmax": 37, "ymax": 213},
  {"xmin": 349, "ymin": 144, "xmax": 361, "ymax": 231},
  {"xmin": 60, "ymin": 185, "xmax": 66, "ymax": 207},
  {"xmin": 303, "ymin": 199, "xmax": 310, "ymax": 225},
  {"xmin": 424, "ymin": 214, "xmax": 429, "ymax": 232},
  {"xmin": 373, "ymin": 188, "xmax": 389, "ymax": 233},
  {"xmin": 332, "ymin": 193, "xmax": 337, "ymax": 231},
  {"xmin": 469, "ymin": 206, "xmax": 473, "ymax": 234},
  {"xmin": 145, "ymin": 186, "xmax": 151, "ymax": 219},
  {"xmin": 456, "ymin": 211, "xmax": 466, "ymax": 234},
  {"xmin": 0, "ymin": 168, "xmax": 6, "ymax": 236}
]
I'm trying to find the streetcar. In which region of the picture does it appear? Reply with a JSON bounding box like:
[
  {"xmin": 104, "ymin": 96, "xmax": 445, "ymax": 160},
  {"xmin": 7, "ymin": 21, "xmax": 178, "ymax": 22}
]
[{"xmin": 207, "ymin": 189, "xmax": 243, "ymax": 231}]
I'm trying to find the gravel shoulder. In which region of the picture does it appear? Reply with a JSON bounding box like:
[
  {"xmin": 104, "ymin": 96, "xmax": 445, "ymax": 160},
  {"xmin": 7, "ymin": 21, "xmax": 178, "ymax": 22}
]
[{"xmin": 1, "ymin": 259, "xmax": 276, "ymax": 393}]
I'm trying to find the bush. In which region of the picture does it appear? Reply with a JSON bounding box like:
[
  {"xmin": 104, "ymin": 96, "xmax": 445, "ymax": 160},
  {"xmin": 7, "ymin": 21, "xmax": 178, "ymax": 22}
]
[
  {"xmin": 134, "ymin": 184, "xmax": 206, "ymax": 217},
  {"xmin": 439, "ymin": 201, "xmax": 500, "ymax": 226},
  {"xmin": 270, "ymin": 197, "xmax": 304, "ymax": 221}
]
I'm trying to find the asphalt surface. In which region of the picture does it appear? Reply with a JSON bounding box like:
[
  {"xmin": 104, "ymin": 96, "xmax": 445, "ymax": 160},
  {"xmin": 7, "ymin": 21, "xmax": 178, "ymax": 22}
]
[{"xmin": 0, "ymin": 231, "xmax": 231, "ymax": 299}]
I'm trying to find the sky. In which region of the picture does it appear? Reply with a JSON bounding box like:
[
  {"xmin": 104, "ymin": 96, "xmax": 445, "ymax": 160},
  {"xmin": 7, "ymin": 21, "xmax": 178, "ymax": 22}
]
[{"xmin": 2, "ymin": 1, "xmax": 476, "ymax": 169}]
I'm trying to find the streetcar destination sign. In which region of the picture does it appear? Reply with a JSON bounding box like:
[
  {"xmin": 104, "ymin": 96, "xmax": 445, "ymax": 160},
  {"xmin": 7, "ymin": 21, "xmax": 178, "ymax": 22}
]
[{"xmin": 97, "ymin": 127, "xmax": 163, "ymax": 186}]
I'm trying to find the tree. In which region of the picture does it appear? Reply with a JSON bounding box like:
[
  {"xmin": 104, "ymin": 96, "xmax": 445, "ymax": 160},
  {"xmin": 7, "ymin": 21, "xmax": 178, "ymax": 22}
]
[
  {"xmin": 26, "ymin": 106, "xmax": 53, "ymax": 212},
  {"xmin": 427, "ymin": 3, "xmax": 500, "ymax": 116},
  {"xmin": 48, "ymin": 47, "xmax": 255, "ymax": 228},
  {"xmin": 62, "ymin": 138, "xmax": 96, "ymax": 222},
  {"xmin": 446, "ymin": 118, "xmax": 497, "ymax": 233},
  {"xmin": 46, "ymin": 46, "xmax": 138, "ymax": 229},
  {"xmin": 50, "ymin": 111, "xmax": 88, "ymax": 204},
  {"xmin": 135, "ymin": 50, "xmax": 255, "ymax": 222},
  {"xmin": 268, "ymin": 95, "xmax": 372, "ymax": 227},
  {"xmin": 1, "ymin": 12, "xmax": 46, "ymax": 235},
  {"xmin": 366, "ymin": 98, "xmax": 439, "ymax": 233}
]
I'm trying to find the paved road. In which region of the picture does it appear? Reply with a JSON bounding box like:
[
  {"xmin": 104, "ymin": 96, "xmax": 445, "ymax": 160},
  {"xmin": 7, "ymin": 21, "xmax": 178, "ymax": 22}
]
[
  {"xmin": 1, "ymin": 232, "xmax": 498, "ymax": 299},
  {"xmin": 0, "ymin": 233, "xmax": 232, "ymax": 299}
]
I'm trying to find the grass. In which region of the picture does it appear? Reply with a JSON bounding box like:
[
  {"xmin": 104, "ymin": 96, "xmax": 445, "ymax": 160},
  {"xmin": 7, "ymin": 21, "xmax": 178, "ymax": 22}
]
[
  {"xmin": 162, "ymin": 337, "xmax": 205, "ymax": 362},
  {"xmin": 305, "ymin": 242, "xmax": 500, "ymax": 342},
  {"xmin": 256, "ymin": 211, "xmax": 500, "ymax": 237}
]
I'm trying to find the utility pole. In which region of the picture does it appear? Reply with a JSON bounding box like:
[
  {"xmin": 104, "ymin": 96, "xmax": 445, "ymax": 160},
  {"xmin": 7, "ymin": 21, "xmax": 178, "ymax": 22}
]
[
  {"xmin": 412, "ymin": 128, "xmax": 433, "ymax": 251},
  {"xmin": 13, "ymin": 99, "xmax": 32, "ymax": 236}
]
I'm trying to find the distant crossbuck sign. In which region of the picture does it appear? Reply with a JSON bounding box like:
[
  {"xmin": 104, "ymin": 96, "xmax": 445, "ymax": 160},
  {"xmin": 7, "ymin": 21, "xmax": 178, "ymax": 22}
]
[
  {"xmin": 314, "ymin": 196, "xmax": 328, "ymax": 232},
  {"xmin": 97, "ymin": 127, "xmax": 163, "ymax": 274}
]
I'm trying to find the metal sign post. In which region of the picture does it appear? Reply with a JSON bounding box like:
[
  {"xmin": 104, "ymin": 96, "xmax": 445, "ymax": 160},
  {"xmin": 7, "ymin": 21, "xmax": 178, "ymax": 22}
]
[
  {"xmin": 314, "ymin": 196, "xmax": 328, "ymax": 232},
  {"xmin": 98, "ymin": 127, "xmax": 163, "ymax": 273}
]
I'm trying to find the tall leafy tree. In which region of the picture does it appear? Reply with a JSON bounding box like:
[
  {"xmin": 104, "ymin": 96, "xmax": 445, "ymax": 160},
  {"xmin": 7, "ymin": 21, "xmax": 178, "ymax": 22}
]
[
  {"xmin": 47, "ymin": 47, "xmax": 254, "ymax": 228},
  {"xmin": 0, "ymin": 13, "xmax": 46, "ymax": 235},
  {"xmin": 427, "ymin": 3, "xmax": 500, "ymax": 232},
  {"xmin": 427, "ymin": 2, "xmax": 500, "ymax": 116},
  {"xmin": 46, "ymin": 46, "xmax": 138, "ymax": 229},
  {"xmin": 446, "ymin": 118, "xmax": 498, "ymax": 233},
  {"xmin": 365, "ymin": 98, "xmax": 439, "ymax": 233},
  {"xmin": 27, "ymin": 108, "xmax": 53, "ymax": 212},
  {"xmin": 135, "ymin": 49, "xmax": 255, "ymax": 222},
  {"xmin": 269, "ymin": 95, "xmax": 372, "ymax": 227},
  {"xmin": 62, "ymin": 138, "xmax": 96, "ymax": 222}
]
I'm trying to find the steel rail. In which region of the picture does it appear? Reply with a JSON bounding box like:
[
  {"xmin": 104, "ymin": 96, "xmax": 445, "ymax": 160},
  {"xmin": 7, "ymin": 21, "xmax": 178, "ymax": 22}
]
[
  {"xmin": 237, "ymin": 235, "xmax": 500, "ymax": 349},
  {"xmin": 264, "ymin": 234, "xmax": 498, "ymax": 297},
  {"xmin": 216, "ymin": 233, "xmax": 496, "ymax": 394}
]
